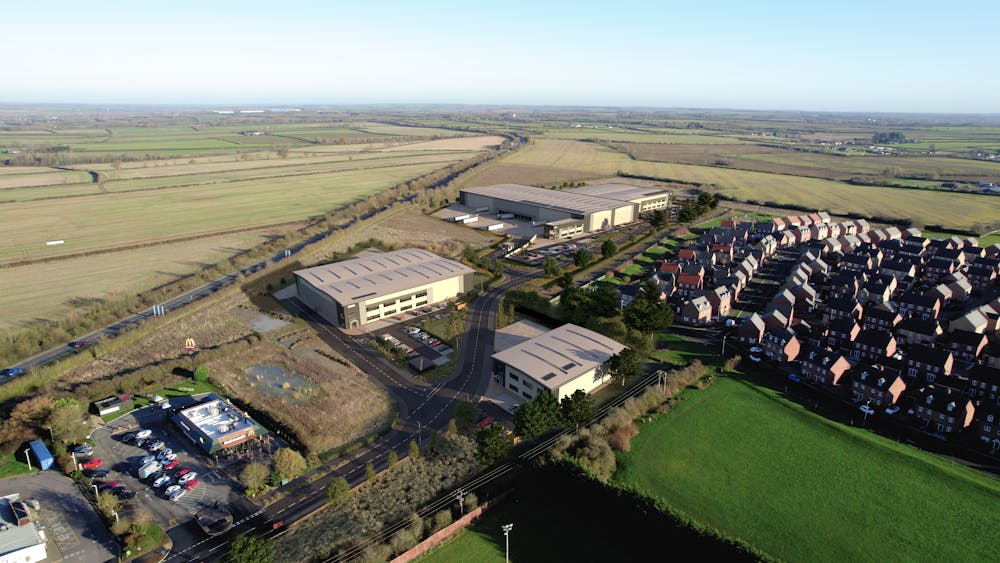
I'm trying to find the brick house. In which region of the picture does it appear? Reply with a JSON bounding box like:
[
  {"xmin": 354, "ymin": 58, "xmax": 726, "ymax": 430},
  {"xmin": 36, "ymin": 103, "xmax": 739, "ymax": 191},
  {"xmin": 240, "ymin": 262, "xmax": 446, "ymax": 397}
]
[
  {"xmin": 849, "ymin": 366, "xmax": 906, "ymax": 408},
  {"xmin": 762, "ymin": 328, "xmax": 801, "ymax": 363},
  {"xmin": 912, "ymin": 385, "xmax": 975, "ymax": 434},
  {"xmin": 947, "ymin": 330, "xmax": 988, "ymax": 362},
  {"xmin": 895, "ymin": 318, "xmax": 942, "ymax": 347},
  {"xmin": 828, "ymin": 272, "xmax": 862, "ymax": 300},
  {"xmin": 862, "ymin": 304, "xmax": 902, "ymax": 333},
  {"xmin": 681, "ymin": 296, "xmax": 712, "ymax": 325},
  {"xmin": 763, "ymin": 309, "xmax": 790, "ymax": 332},
  {"xmin": 824, "ymin": 296, "xmax": 863, "ymax": 324},
  {"xmin": 851, "ymin": 329, "xmax": 897, "ymax": 363},
  {"xmin": 706, "ymin": 286, "xmax": 733, "ymax": 319},
  {"xmin": 904, "ymin": 344, "xmax": 954, "ymax": 383},
  {"xmin": 798, "ymin": 348, "xmax": 852, "ymax": 386},
  {"xmin": 659, "ymin": 261, "xmax": 681, "ymax": 275},
  {"xmin": 896, "ymin": 292, "xmax": 940, "ymax": 321},
  {"xmin": 826, "ymin": 317, "xmax": 861, "ymax": 350},
  {"xmin": 966, "ymin": 365, "xmax": 1000, "ymax": 405},
  {"xmin": 965, "ymin": 262, "xmax": 997, "ymax": 290},
  {"xmin": 676, "ymin": 265, "xmax": 705, "ymax": 298},
  {"xmin": 924, "ymin": 257, "xmax": 956, "ymax": 282},
  {"xmin": 841, "ymin": 253, "xmax": 874, "ymax": 273},
  {"xmin": 973, "ymin": 404, "xmax": 1000, "ymax": 452},
  {"xmin": 737, "ymin": 313, "xmax": 765, "ymax": 344}
]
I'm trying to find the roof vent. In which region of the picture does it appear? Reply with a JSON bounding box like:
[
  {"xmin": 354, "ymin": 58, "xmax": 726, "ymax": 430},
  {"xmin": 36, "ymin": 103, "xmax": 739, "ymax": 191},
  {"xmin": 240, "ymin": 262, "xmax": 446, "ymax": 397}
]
[
  {"xmin": 926, "ymin": 395, "xmax": 934, "ymax": 405},
  {"xmin": 946, "ymin": 402, "xmax": 955, "ymax": 412},
  {"xmin": 877, "ymin": 377, "xmax": 885, "ymax": 387}
]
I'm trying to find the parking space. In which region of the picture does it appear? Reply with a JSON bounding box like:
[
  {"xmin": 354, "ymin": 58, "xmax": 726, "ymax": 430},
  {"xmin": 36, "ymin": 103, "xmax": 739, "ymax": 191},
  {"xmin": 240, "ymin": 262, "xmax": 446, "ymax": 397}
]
[
  {"xmin": 1, "ymin": 472, "xmax": 117, "ymax": 563},
  {"xmin": 91, "ymin": 403, "xmax": 254, "ymax": 531}
]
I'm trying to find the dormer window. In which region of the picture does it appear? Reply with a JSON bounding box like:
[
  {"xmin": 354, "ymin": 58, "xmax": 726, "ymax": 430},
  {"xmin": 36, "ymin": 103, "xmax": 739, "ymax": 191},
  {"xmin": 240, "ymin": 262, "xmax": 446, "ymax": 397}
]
[
  {"xmin": 946, "ymin": 402, "xmax": 955, "ymax": 412},
  {"xmin": 926, "ymin": 395, "xmax": 934, "ymax": 405}
]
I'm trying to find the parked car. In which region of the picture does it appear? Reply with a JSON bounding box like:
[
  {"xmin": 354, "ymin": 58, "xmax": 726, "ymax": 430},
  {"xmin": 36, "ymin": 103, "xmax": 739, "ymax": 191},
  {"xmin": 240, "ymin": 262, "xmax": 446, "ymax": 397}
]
[
  {"xmin": 0, "ymin": 367, "xmax": 25, "ymax": 378},
  {"xmin": 145, "ymin": 470, "xmax": 164, "ymax": 483},
  {"xmin": 147, "ymin": 441, "xmax": 165, "ymax": 452},
  {"xmin": 116, "ymin": 490, "xmax": 136, "ymax": 500},
  {"xmin": 96, "ymin": 481, "xmax": 120, "ymax": 491},
  {"xmin": 168, "ymin": 488, "xmax": 188, "ymax": 502},
  {"xmin": 787, "ymin": 374, "xmax": 801, "ymax": 383},
  {"xmin": 152, "ymin": 475, "xmax": 172, "ymax": 488},
  {"xmin": 73, "ymin": 444, "xmax": 94, "ymax": 456},
  {"xmin": 885, "ymin": 405, "xmax": 901, "ymax": 415},
  {"xmin": 84, "ymin": 469, "xmax": 109, "ymax": 479},
  {"xmin": 81, "ymin": 458, "xmax": 103, "ymax": 469},
  {"xmin": 182, "ymin": 478, "xmax": 200, "ymax": 490},
  {"xmin": 156, "ymin": 448, "xmax": 173, "ymax": 460},
  {"xmin": 860, "ymin": 404, "xmax": 876, "ymax": 415},
  {"xmin": 163, "ymin": 485, "xmax": 181, "ymax": 497},
  {"xmin": 162, "ymin": 459, "xmax": 179, "ymax": 471},
  {"xmin": 749, "ymin": 355, "xmax": 762, "ymax": 363},
  {"xmin": 134, "ymin": 429, "xmax": 152, "ymax": 440},
  {"xmin": 749, "ymin": 346, "xmax": 763, "ymax": 353},
  {"xmin": 178, "ymin": 472, "xmax": 198, "ymax": 485},
  {"xmin": 175, "ymin": 467, "xmax": 192, "ymax": 478},
  {"xmin": 476, "ymin": 416, "xmax": 495, "ymax": 429},
  {"xmin": 139, "ymin": 455, "xmax": 157, "ymax": 466},
  {"xmin": 108, "ymin": 486, "xmax": 126, "ymax": 495},
  {"xmin": 134, "ymin": 438, "xmax": 148, "ymax": 448},
  {"xmin": 160, "ymin": 453, "xmax": 177, "ymax": 463},
  {"xmin": 120, "ymin": 432, "xmax": 136, "ymax": 443}
]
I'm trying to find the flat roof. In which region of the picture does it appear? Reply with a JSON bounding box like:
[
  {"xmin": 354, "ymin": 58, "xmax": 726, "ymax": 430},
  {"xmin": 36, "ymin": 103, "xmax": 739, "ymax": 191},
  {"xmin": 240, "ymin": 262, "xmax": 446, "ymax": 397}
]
[
  {"xmin": 492, "ymin": 323, "xmax": 626, "ymax": 391},
  {"xmin": 178, "ymin": 398, "xmax": 260, "ymax": 441},
  {"xmin": 546, "ymin": 218, "xmax": 585, "ymax": 227},
  {"xmin": 493, "ymin": 319, "xmax": 550, "ymax": 353},
  {"xmin": 564, "ymin": 183, "xmax": 669, "ymax": 202},
  {"xmin": 295, "ymin": 248, "xmax": 473, "ymax": 306},
  {"xmin": 0, "ymin": 495, "xmax": 44, "ymax": 556},
  {"xmin": 462, "ymin": 184, "xmax": 634, "ymax": 215}
]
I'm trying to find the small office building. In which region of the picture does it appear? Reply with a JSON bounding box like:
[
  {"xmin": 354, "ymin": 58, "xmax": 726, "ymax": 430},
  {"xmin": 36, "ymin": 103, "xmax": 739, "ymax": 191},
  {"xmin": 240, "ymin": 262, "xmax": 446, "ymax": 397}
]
[
  {"xmin": 294, "ymin": 248, "xmax": 475, "ymax": 329},
  {"xmin": 0, "ymin": 494, "xmax": 47, "ymax": 563},
  {"xmin": 492, "ymin": 321, "xmax": 626, "ymax": 402}
]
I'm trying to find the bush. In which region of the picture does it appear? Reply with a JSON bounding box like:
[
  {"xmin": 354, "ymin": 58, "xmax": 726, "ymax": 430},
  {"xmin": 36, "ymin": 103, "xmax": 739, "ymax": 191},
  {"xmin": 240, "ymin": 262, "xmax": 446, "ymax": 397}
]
[
  {"xmin": 607, "ymin": 423, "xmax": 639, "ymax": 452},
  {"xmin": 429, "ymin": 510, "xmax": 452, "ymax": 534}
]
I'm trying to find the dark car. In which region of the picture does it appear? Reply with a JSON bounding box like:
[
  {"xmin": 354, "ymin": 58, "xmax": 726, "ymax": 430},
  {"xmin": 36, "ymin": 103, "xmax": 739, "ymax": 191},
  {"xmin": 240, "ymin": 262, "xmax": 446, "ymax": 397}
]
[
  {"xmin": 68, "ymin": 340, "xmax": 89, "ymax": 349},
  {"xmin": 84, "ymin": 469, "xmax": 110, "ymax": 479},
  {"xmin": 96, "ymin": 480, "xmax": 120, "ymax": 491},
  {"xmin": 116, "ymin": 490, "xmax": 136, "ymax": 500},
  {"xmin": 0, "ymin": 367, "xmax": 26, "ymax": 378}
]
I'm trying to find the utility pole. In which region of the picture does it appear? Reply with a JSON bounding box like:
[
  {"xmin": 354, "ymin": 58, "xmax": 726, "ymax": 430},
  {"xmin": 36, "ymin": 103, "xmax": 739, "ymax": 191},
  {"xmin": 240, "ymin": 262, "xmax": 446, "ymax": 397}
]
[
  {"xmin": 46, "ymin": 426, "xmax": 55, "ymax": 442},
  {"xmin": 24, "ymin": 449, "xmax": 31, "ymax": 472},
  {"xmin": 455, "ymin": 488, "xmax": 465, "ymax": 515},
  {"xmin": 721, "ymin": 334, "xmax": 728, "ymax": 361},
  {"xmin": 501, "ymin": 523, "xmax": 514, "ymax": 563}
]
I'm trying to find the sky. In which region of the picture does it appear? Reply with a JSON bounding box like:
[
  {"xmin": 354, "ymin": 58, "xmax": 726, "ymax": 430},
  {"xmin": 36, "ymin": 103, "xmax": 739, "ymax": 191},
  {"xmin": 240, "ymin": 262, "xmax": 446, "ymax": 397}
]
[{"xmin": 2, "ymin": 0, "xmax": 998, "ymax": 113}]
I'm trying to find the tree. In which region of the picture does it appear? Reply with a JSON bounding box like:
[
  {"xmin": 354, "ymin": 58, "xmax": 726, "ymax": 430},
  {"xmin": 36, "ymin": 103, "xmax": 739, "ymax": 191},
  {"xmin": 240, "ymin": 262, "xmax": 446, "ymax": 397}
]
[
  {"xmin": 640, "ymin": 278, "xmax": 662, "ymax": 304},
  {"xmin": 409, "ymin": 439, "xmax": 420, "ymax": 460},
  {"xmin": 97, "ymin": 491, "xmax": 120, "ymax": 519},
  {"xmin": 607, "ymin": 348, "xmax": 641, "ymax": 386},
  {"xmin": 446, "ymin": 418, "xmax": 458, "ymax": 436},
  {"xmin": 600, "ymin": 239, "xmax": 618, "ymax": 259},
  {"xmin": 572, "ymin": 249, "xmax": 593, "ymax": 269},
  {"xmin": 476, "ymin": 423, "xmax": 512, "ymax": 464},
  {"xmin": 557, "ymin": 271, "xmax": 575, "ymax": 289},
  {"xmin": 542, "ymin": 256, "xmax": 560, "ymax": 276},
  {"xmin": 46, "ymin": 402, "xmax": 84, "ymax": 445},
  {"xmin": 560, "ymin": 390, "xmax": 595, "ymax": 429},
  {"xmin": 590, "ymin": 283, "xmax": 622, "ymax": 318},
  {"xmin": 365, "ymin": 462, "xmax": 376, "ymax": 482},
  {"xmin": 623, "ymin": 298, "xmax": 672, "ymax": 334},
  {"xmin": 387, "ymin": 450, "xmax": 398, "ymax": 468},
  {"xmin": 455, "ymin": 401, "xmax": 477, "ymax": 428},
  {"xmin": 513, "ymin": 391, "xmax": 562, "ymax": 440},
  {"xmin": 240, "ymin": 462, "xmax": 270, "ymax": 493},
  {"xmin": 271, "ymin": 448, "xmax": 306, "ymax": 483},
  {"xmin": 649, "ymin": 209, "xmax": 668, "ymax": 229},
  {"xmin": 227, "ymin": 533, "xmax": 274, "ymax": 563},
  {"xmin": 325, "ymin": 476, "xmax": 350, "ymax": 503}
]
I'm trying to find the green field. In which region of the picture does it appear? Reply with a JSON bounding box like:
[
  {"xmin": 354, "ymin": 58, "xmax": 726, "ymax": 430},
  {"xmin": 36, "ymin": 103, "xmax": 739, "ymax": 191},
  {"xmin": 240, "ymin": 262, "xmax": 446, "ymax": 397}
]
[{"xmin": 614, "ymin": 377, "xmax": 1000, "ymax": 562}]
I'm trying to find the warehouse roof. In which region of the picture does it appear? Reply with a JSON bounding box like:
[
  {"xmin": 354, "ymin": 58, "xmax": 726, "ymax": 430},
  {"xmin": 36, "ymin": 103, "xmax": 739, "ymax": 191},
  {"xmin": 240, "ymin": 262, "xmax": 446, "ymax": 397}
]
[
  {"xmin": 462, "ymin": 184, "xmax": 634, "ymax": 215},
  {"xmin": 295, "ymin": 248, "xmax": 473, "ymax": 305},
  {"xmin": 492, "ymin": 323, "xmax": 626, "ymax": 391},
  {"xmin": 564, "ymin": 183, "xmax": 669, "ymax": 202}
]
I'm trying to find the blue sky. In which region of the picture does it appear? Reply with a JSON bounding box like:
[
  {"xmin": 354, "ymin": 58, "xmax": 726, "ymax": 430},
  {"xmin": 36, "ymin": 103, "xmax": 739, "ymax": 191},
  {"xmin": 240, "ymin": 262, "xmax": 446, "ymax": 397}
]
[{"xmin": 2, "ymin": 0, "xmax": 998, "ymax": 112}]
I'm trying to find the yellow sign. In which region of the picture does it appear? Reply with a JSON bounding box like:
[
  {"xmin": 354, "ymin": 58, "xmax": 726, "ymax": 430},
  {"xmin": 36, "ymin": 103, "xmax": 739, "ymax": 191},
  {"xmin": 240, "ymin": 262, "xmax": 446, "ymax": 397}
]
[{"xmin": 184, "ymin": 338, "xmax": 197, "ymax": 351}]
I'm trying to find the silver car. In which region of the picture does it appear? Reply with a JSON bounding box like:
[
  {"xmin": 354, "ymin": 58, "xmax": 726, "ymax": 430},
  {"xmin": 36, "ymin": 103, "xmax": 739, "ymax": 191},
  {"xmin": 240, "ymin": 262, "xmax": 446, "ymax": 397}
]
[
  {"xmin": 152, "ymin": 475, "xmax": 172, "ymax": 488},
  {"xmin": 147, "ymin": 441, "xmax": 165, "ymax": 452},
  {"xmin": 178, "ymin": 472, "xmax": 198, "ymax": 485},
  {"xmin": 168, "ymin": 488, "xmax": 187, "ymax": 502}
]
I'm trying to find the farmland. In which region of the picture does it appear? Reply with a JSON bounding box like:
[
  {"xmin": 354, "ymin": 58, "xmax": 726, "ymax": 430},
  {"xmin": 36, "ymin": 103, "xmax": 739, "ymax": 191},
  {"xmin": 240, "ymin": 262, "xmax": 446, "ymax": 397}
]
[
  {"xmin": 614, "ymin": 377, "xmax": 1000, "ymax": 562},
  {"xmin": 0, "ymin": 116, "xmax": 495, "ymax": 328},
  {"xmin": 461, "ymin": 138, "xmax": 1000, "ymax": 232}
]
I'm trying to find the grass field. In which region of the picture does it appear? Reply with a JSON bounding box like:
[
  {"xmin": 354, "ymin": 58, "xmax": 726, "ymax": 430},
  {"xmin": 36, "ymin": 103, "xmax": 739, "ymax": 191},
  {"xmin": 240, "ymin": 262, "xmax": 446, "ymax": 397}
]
[
  {"xmin": 614, "ymin": 377, "xmax": 1000, "ymax": 562},
  {"xmin": 462, "ymin": 139, "xmax": 1000, "ymax": 231}
]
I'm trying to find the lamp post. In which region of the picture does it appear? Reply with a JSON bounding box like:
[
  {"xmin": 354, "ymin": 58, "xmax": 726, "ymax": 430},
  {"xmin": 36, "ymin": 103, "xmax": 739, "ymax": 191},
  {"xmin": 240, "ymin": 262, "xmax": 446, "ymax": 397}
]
[
  {"xmin": 24, "ymin": 449, "xmax": 32, "ymax": 472},
  {"xmin": 721, "ymin": 334, "xmax": 728, "ymax": 361},
  {"xmin": 46, "ymin": 426, "xmax": 55, "ymax": 442},
  {"xmin": 112, "ymin": 510, "xmax": 119, "ymax": 525},
  {"xmin": 501, "ymin": 523, "xmax": 513, "ymax": 563},
  {"xmin": 92, "ymin": 484, "xmax": 99, "ymax": 499}
]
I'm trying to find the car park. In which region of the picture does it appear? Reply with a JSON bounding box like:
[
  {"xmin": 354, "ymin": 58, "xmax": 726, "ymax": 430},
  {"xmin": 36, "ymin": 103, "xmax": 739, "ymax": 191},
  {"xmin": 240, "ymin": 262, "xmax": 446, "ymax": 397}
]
[
  {"xmin": 74, "ymin": 444, "xmax": 94, "ymax": 456},
  {"xmin": 160, "ymin": 452, "xmax": 177, "ymax": 463},
  {"xmin": 183, "ymin": 478, "xmax": 200, "ymax": 490},
  {"xmin": 153, "ymin": 475, "xmax": 172, "ymax": 488},
  {"xmin": 163, "ymin": 459, "xmax": 179, "ymax": 471},
  {"xmin": 178, "ymin": 472, "xmax": 198, "ymax": 485},
  {"xmin": 82, "ymin": 458, "xmax": 103, "ymax": 469}
]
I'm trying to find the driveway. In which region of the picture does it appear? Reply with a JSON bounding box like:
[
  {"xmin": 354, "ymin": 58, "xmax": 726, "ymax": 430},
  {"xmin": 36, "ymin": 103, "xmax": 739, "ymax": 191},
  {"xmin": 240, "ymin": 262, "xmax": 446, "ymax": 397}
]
[{"xmin": 2, "ymin": 472, "xmax": 117, "ymax": 563}]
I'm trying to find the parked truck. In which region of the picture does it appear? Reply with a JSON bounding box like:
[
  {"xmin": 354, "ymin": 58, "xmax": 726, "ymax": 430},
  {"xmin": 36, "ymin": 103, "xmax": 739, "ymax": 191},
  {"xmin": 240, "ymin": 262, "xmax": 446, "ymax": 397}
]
[{"xmin": 138, "ymin": 461, "xmax": 161, "ymax": 479}]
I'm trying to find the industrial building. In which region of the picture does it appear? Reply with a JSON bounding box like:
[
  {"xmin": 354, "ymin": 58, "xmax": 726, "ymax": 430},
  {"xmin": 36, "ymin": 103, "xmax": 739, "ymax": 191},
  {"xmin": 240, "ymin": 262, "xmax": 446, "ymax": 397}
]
[
  {"xmin": 294, "ymin": 248, "xmax": 475, "ymax": 329},
  {"xmin": 492, "ymin": 321, "xmax": 626, "ymax": 401},
  {"xmin": 172, "ymin": 394, "xmax": 268, "ymax": 454},
  {"xmin": 459, "ymin": 183, "xmax": 669, "ymax": 238},
  {"xmin": 0, "ymin": 494, "xmax": 47, "ymax": 563}
]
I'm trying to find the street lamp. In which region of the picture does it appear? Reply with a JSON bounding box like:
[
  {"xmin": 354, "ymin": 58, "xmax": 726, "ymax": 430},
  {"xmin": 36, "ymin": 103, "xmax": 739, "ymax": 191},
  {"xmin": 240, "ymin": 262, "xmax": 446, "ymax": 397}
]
[
  {"xmin": 24, "ymin": 449, "xmax": 32, "ymax": 472},
  {"xmin": 46, "ymin": 426, "xmax": 55, "ymax": 442},
  {"xmin": 721, "ymin": 334, "xmax": 728, "ymax": 361},
  {"xmin": 92, "ymin": 484, "xmax": 99, "ymax": 499},
  {"xmin": 112, "ymin": 510, "xmax": 119, "ymax": 525},
  {"xmin": 501, "ymin": 523, "xmax": 513, "ymax": 563}
]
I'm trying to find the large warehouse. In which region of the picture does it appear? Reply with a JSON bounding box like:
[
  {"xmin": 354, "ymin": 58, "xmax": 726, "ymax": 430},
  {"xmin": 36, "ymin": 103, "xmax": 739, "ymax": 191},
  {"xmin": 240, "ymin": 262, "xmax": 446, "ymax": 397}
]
[
  {"xmin": 459, "ymin": 183, "xmax": 669, "ymax": 236},
  {"xmin": 294, "ymin": 248, "xmax": 475, "ymax": 329},
  {"xmin": 492, "ymin": 321, "xmax": 627, "ymax": 402}
]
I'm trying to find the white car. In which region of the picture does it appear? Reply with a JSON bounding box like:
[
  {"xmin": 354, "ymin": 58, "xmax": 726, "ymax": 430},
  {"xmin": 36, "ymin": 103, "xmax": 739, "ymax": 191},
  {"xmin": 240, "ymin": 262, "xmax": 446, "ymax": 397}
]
[
  {"xmin": 156, "ymin": 448, "xmax": 173, "ymax": 461},
  {"xmin": 147, "ymin": 441, "xmax": 165, "ymax": 452},
  {"xmin": 139, "ymin": 455, "xmax": 157, "ymax": 465},
  {"xmin": 135, "ymin": 429, "xmax": 153, "ymax": 440},
  {"xmin": 160, "ymin": 452, "xmax": 178, "ymax": 463},
  {"xmin": 163, "ymin": 485, "xmax": 181, "ymax": 497},
  {"xmin": 178, "ymin": 472, "xmax": 198, "ymax": 485},
  {"xmin": 749, "ymin": 346, "xmax": 763, "ymax": 353},
  {"xmin": 73, "ymin": 444, "xmax": 94, "ymax": 456},
  {"xmin": 152, "ymin": 475, "xmax": 172, "ymax": 488},
  {"xmin": 168, "ymin": 488, "xmax": 187, "ymax": 502}
]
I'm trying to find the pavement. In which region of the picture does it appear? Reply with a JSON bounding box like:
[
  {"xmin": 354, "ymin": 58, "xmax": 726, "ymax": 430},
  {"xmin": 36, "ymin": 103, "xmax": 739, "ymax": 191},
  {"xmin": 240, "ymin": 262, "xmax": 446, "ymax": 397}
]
[{"xmin": 2, "ymin": 472, "xmax": 118, "ymax": 563}]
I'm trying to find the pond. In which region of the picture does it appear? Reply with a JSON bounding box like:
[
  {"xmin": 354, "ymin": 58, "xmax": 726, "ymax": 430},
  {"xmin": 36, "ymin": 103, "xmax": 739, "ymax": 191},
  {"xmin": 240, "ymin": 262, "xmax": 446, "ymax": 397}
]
[{"xmin": 244, "ymin": 365, "xmax": 314, "ymax": 402}]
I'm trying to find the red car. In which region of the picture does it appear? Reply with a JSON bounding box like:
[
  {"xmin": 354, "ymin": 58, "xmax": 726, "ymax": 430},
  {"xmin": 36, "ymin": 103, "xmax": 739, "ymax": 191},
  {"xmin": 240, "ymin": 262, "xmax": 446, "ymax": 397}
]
[
  {"xmin": 182, "ymin": 478, "xmax": 200, "ymax": 490},
  {"xmin": 96, "ymin": 481, "xmax": 120, "ymax": 491},
  {"xmin": 163, "ymin": 459, "xmax": 179, "ymax": 471},
  {"xmin": 175, "ymin": 467, "xmax": 191, "ymax": 477},
  {"xmin": 81, "ymin": 458, "xmax": 103, "ymax": 469},
  {"xmin": 476, "ymin": 416, "xmax": 494, "ymax": 429}
]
